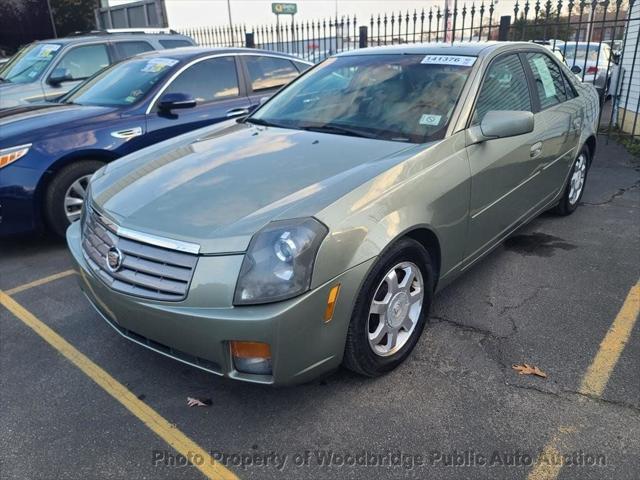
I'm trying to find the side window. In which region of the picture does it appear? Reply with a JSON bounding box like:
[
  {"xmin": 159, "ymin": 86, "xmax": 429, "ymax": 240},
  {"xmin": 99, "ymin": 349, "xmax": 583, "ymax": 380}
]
[
  {"xmin": 164, "ymin": 56, "xmax": 239, "ymax": 103},
  {"xmin": 472, "ymin": 54, "xmax": 532, "ymax": 125},
  {"xmin": 159, "ymin": 39, "xmax": 193, "ymax": 49},
  {"xmin": 293, "ymin": 61, "xmax": 312, "ymax": 73},
  {"xmin": 54, "ymin": 44, "xmax": 110, "ymax": 81},
  {"xmin": 526, "ymin": 52, "xmax": 569, "ymax": 109},
  {"xmin": 244, "ymin": 56, "xmax": 299, "ymax": 91},
  {"xmin": 115, "ymin": 41, "xmax": 154, "ymax": 59}
]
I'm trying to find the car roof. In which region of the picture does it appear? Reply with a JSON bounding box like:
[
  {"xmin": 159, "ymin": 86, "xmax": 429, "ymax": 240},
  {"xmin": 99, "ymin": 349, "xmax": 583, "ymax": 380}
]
[
  {"xmin": 335, "ymin": 41, "xmax": 540, "ymax": 58},
  {"xmin": 32, "ymin": 33, "xmax": 192, "ymax": 46},
  {"xmin": 133, "ymin": 46, "xmax": 313, "ymax": 63},
  {"xmin": 335, "ymin": 41, "xmax": 500, "ymax": 57}
]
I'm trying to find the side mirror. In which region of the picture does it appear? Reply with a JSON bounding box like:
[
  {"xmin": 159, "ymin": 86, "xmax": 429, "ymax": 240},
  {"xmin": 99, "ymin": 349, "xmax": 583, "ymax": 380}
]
[
  {"xmin": 48, "ymin": 67, "xmax": 72, "ymax": 86},
  {"xmin": 158, "ymin": 92, "xmax": 197, "ymax": 112},
  {"xmin": 571, "ymin": 65, "xmax": 582, "ymax": 74},
  {"xmin": 467, "ymin": 111, "xmax": 534, "ymax": 144}
]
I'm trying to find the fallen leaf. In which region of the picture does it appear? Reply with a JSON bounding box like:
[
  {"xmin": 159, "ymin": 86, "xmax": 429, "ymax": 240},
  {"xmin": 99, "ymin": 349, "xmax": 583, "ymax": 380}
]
[
  {"xmin": 512, "ymin": 363, "xmax": 547, "ymax": 378},
  {"xmin": 187, "ymin": 396, "xmax": 212, "ymax": 407}
]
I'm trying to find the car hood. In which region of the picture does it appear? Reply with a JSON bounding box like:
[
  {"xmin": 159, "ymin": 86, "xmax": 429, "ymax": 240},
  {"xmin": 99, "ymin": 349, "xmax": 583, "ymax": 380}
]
[
  {"xmin": 0, "ymin": 81, "xmax": 33, "ymax": 108},
  {"xmin": 0, "ymin": 103, "xmax": 119, "ymax": 144},
  {"xmin": 91, "ymin": 121, "xmax": 423, "ymax": 254}
]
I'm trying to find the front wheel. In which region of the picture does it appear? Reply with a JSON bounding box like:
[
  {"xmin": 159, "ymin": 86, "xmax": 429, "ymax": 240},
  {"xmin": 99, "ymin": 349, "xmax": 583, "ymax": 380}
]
[
  {"xmin": 44, "ymin": 160, "xmax": 104, "ymax": 237},
  {"xmin": 343, "ymin": 238, "xmax": 434, "ymax": 377},
  {"xmin": 553, "ymin": 146, "xmax": 590, "ymax": 216}
]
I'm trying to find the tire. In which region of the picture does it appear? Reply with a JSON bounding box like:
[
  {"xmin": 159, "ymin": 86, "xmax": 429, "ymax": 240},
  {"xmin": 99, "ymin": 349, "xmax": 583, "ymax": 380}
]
[
  {"xmin": 343, "ymin": 238, "xmax": 435, "ymax": 377},
  {"xmin": 553, "ymin": 146, "xmax": 590, "ymax": 216},
  {"xmin": 44, "ymin": 160, "xmax": 104, "ymax": 237}
]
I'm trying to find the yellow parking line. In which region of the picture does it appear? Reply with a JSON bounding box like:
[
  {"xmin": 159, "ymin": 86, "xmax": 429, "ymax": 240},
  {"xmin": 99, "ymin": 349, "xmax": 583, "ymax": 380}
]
[
  {"xmin": 579, "ymin": 282, "xmax": 640, "ymax": 397},
  {"xmin": 5, "ymin": 269, "xmax": 77, "ymax": 296},
  {"xmin": 527, "ymin": 281, "xmax": 640, "ymax": 480},
  {"xmin": 0, "ymin": 290, "xmax": 239, "ymax": 480}
]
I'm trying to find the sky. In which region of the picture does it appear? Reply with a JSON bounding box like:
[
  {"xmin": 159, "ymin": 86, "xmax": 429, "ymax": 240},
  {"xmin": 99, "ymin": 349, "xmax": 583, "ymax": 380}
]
[{"xmin": 110, "ymin": 0, "xmax": 519, "ymax": 29}]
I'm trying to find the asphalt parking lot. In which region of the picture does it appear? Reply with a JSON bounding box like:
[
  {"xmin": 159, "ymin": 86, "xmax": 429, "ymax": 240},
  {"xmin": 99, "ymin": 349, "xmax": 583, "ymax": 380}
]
[{"xmin": 1, "ymin": 137, "xmax": 638, "ymax": 480}]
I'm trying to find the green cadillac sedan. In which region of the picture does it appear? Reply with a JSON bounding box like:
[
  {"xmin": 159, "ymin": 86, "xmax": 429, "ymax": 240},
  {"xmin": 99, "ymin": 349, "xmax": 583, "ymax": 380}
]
[{"xmin": 67, "ymin": 42, "xmax": 599, "ymax": 385}]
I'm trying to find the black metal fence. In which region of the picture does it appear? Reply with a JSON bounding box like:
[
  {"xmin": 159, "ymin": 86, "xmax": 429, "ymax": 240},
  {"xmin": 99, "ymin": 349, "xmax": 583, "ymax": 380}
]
[{"xmin": 177, "ymin": 0, "xmax": 639, "ymax": 140}]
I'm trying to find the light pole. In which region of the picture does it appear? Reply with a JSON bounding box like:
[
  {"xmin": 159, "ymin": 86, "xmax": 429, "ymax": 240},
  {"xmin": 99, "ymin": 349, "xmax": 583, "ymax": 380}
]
[
  {"xmin": 46, "ymin": 0, "xmax": 57, "ymax": 38},
  {"xmin": 227, "ymin": 0, "xmax": 235, "ymax": 42}
]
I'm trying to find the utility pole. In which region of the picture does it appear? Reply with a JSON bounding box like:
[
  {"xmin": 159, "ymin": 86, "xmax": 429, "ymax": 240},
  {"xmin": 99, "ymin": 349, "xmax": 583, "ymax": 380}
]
[
  {"xmin": 46, "ymin": 0, "xmax": 57, "ymax": 38},
  {"xmin": 227, "ymin": 0, "xmax": 235, "ymax": 41}
]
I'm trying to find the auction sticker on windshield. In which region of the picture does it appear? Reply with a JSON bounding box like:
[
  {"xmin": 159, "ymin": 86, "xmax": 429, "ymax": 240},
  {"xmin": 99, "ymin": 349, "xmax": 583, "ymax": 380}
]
[
  {"xmin": 37, "ymin": 44, "xmax": 61, "ymax": 58},
  {"xmin": 421, "ymin": 55, "xmax": 476, "ymax": 67},
  {"xmin": 141, "ymin": 58, "xmax": 179, "ymax": 73}
]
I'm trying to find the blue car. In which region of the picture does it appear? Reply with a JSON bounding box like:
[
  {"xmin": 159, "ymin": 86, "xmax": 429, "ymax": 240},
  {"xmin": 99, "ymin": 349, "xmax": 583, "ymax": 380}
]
[{"xmin": 0, "ymin": 47, "xmax": 311, "ymax": 236}]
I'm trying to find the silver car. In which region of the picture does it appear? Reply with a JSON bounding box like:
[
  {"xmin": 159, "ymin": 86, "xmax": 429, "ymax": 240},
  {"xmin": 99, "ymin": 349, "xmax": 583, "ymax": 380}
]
[
  {"xmin": 559, "ymin": 41, "xmax": 613, "ymax": 98},
  {"xmin": 0, "ymin": 31, "xmax": 194, "ymax": 109},
  {"xmin": 67, "ymin": 42, "xmax": 600, "ymax": 385}
]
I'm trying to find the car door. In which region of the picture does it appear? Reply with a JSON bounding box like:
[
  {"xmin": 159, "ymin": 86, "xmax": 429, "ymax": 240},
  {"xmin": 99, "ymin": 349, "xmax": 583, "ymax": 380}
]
[
  {"xmin": 463, "ymin": 53, "xmax": 542, "ymax": 264},
  {"xmin": 42, "ymin": 43, "xmax": 111, "ymax": 102},
  {"xmin": 145, "ymin": 55, "xmax": 251, "ymax": 144},
  {"xmin": 523, "ymin": 51, "xmax": 581, "ymax": 199},
  {"xmin": 241, "ymin": 55, "xmax": 302, "ymax": 108}
]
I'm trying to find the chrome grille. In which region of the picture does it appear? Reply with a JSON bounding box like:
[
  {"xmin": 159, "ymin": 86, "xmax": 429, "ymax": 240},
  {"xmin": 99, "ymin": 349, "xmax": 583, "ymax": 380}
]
[{"xmin": 81, "ymin": 209, "xmax": 198, "ymax": 302}]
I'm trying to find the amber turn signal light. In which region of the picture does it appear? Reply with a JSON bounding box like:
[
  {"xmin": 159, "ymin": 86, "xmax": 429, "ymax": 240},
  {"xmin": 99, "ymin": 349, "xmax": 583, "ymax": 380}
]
[
  {"xmin": 230, "ymin": 341, "xmax": 272, "ymax": 359},
  {"xmin": 324, "ymin": 284, "xmax": 341, "ymax": 322}
]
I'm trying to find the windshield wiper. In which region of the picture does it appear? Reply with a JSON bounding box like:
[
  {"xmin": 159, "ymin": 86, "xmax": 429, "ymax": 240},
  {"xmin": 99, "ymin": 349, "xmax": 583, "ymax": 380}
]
[
  {"xmin": 0, "ymin": 76, "xmax": 8, "ymax": 83},
  {"xmin": 243, "ymin": 117, "xmax": 289, "ymax": 128},
  {"xmin": 299, "ymin": 123, "xmax": 379, "ymax": 140}
]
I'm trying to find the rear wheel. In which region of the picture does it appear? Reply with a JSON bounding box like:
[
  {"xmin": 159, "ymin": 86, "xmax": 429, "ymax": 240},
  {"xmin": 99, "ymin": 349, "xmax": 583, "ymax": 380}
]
[
  {"xmin": 343, "ymin": 238, "xmax": 434, "ymax": 377},
  {"xmin": 44, "ymin": 160, "xmax": 104, "ymax": 237},
  {"xmin": 553, "ymin": 146, "xmax": 589, "ymax": 216}
]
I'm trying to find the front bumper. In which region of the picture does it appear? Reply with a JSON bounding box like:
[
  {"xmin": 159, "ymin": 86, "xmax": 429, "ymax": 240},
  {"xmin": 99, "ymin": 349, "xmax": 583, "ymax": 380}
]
[
  {"xmin": 67, "ymin": 221, "xmax": 373, "ymax": 386},
  {"xmin": 0, "ymin": 164, "xmax": 43, "ymax": 236}
]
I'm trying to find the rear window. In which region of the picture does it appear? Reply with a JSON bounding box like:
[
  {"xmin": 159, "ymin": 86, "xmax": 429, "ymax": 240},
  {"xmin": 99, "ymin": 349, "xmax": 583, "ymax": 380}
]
[
  {"xmin": 160, "ymin": 39, "xmax": 193, "ymax": 49},
  {"xmin": 115, "ymin": 41, "xmax": 154, "ymax": 59}
]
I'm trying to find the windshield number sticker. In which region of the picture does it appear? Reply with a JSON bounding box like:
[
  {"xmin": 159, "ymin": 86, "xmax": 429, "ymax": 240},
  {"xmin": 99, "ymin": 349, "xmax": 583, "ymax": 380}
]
[
  {"xmin": 141, "ymin": 58, "xmax": 179, "ymax": 73},
  {"xmin": 419, "ymin": 114, "xmax": 442, "ymax": 126},
  {"xmin": 421, "ymin": 55, "xmax": 476, "ymax": 67}
]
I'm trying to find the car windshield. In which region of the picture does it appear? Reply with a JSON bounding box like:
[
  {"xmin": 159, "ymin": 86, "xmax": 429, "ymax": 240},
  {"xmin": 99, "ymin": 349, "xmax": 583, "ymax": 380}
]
[
  {"xmin": 64, "ymin": 56, "xmax": 179, "ymax": 107},
  {"xmin": 250, "ymin": 54, "xmax": 474, "ymax": 143},
  {"xmin": 0, "ymin": 43, "xmax": 62, "ymax": 83}
]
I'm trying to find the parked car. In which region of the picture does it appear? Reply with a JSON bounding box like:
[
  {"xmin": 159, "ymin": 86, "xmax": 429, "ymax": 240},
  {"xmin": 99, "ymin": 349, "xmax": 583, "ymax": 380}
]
[
  {"xmin": 558, "ymin": 41, "xmax": 614, "ymax": 99},
  {"xmin": 0, "ymin": 30, "xmax": 195, "ymax": 109},
  {"xmin": 66, "ymin": 42, "xmax": 599, "ymax": 385},
  {"xmin": 0, "ymin": 48, "xmax": 311, "ymax": 237},
  {"xmin": 0, "ymin": 46, "xmax": 13, "ymax": 65}
]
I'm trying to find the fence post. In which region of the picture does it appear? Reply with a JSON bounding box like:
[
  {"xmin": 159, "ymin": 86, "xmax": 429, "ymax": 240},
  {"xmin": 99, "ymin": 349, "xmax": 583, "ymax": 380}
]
[
  {"xmin": 359, "ymin": 25, "xmax": 368, "ymax": 48},
  {"xmin": 498, "ymin": 15, "xmax": 511, "ymax": 41},
  {"xmin": 245, "ymin": 32, "xmax": 255, "ymax": 48}
]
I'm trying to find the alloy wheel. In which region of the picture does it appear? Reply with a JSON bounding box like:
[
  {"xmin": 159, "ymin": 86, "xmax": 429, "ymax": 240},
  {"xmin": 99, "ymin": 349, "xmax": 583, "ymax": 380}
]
[
  {"xmin": 367, "ymin": 261, "xmax": 424, "ymax": 357},
  {"xmin": 64, "ymin": 174, "xmax": 91, "ymax": 223},
  {"xmin": 568, "ymin": 153, "xmax": 587, "ymax": 205}
]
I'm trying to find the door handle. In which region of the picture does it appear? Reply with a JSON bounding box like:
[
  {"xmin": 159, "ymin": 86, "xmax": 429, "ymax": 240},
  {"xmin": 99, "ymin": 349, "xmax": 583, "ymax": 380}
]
[
  {"xmin": 226, "ymin": 108, "xmax": 250, "ymax": 118},
  {"xmin": 530, "ymin": 141, "xmax": 543, "ymax": 159}
]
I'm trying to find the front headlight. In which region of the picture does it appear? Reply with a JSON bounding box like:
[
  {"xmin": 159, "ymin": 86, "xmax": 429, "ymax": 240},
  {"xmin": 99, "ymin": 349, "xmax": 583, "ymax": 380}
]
[
  {"xmin": 234, "ymin": 218, "xmax": 328, "ymax": 305},
  {"xmin": 80, "ymin": 183, "xmax": 92, "ymax": 230},
  {"xmin": 0, "ymin": 144, "xmax": 31, "ymax": 169}
]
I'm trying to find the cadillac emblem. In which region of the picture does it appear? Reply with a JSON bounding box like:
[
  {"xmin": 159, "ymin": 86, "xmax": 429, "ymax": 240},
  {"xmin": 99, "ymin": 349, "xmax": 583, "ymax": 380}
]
[{"xmin": 106, "ymin": 247, "xmax": 124, "ymax": 273}]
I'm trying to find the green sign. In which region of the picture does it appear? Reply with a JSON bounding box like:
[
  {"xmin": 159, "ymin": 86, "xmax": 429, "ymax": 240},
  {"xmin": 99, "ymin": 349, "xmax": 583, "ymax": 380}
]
[{"xmin": 272, "ymin": 3, "xmax": 297, "ymax": 15}]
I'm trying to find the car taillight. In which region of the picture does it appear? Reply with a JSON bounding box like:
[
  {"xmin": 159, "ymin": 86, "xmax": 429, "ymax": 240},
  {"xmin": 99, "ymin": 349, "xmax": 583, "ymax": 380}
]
[{"xmin": 586, "ymin": 66, "xmax": 599, "ymax": 75}]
